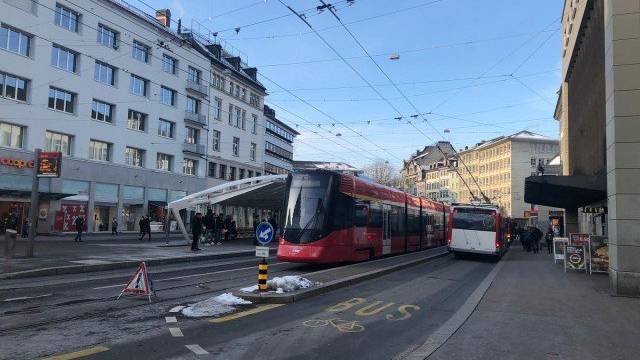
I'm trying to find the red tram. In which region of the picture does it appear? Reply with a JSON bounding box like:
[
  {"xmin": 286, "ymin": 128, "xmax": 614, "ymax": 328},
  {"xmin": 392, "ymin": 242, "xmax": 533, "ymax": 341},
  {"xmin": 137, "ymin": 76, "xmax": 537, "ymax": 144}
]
[{"xmin": 277, "ymin": 170, "xmax": 449, "ymax": 263}]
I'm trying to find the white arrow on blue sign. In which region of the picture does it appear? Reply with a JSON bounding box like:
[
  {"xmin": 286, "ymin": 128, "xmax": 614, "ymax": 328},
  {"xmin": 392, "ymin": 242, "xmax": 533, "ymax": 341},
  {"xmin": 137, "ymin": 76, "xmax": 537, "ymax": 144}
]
[{"xmin": 255, "ymin": 222, "xmax": 274, "ymax": 245}]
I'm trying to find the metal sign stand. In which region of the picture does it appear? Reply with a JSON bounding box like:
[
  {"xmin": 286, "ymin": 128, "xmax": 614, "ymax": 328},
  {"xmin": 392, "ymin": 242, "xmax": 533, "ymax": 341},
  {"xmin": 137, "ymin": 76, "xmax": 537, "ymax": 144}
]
[{"xmin": 255, "ymin": 221, "xmax": 274, "ymax": 293}]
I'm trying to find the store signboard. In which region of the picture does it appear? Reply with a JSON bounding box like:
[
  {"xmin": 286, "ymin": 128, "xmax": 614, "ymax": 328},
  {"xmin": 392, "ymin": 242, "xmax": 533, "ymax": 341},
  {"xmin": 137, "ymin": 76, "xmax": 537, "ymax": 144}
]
[
  {"xmin": 553, "ymin": 237, "xmax": 568, "ymax": 264},
  {"xmin": 589, "ymin": 236, "xmax": 609, "ymax": 274},
  {"xmin": 564, "ymin": 245, "xmax": 587, "ymax": 273},
  {"xmin": 37, "ymin": 152, "xmax": 62, "ymax": 178}
]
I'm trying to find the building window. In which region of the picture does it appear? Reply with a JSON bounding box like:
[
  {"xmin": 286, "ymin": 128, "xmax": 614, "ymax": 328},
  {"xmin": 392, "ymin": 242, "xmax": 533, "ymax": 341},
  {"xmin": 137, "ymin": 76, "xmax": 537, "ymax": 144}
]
[
  {"xmin": 129, "ymin": 74, "xmax": 147, "ymax": 96},
  {"xmin": 232, "ymin": 137, "xmax": 239, "ymax": 157},
  {"xmin": 51, "ymin": 44, "xmax": 77, "ymax": 73},
  {"xmin": 229, "ymin": 80, "xmax": 234, "ymax": 95},
  {"xmin": 212, "ymin": 130, "xmax": 220, "ymax": 151},
  {"xmin": 45, "ymin": 130, "xmax": 71, "ymax": 155},
  {"xmin": 241, "ymin": 88, "xmax": 246, "ymax": 101},
  {"xmin": 162, "ymin": 54, "xmax": 176, "ymax": 74},
  {"xmin": 183, "ymin": 158, "xmax": 197, "ymax": 176},
  {"xmin": 250, "ymin": 142, "xmax": 256, "ymax": 161},
  {"xmin": 89, "ymin": 140, "xmax": 111, "ymax": 162},
  {"xmin": 247, "ymin": 170, "xmax": 253, "ymax": 178},
  {"xmin": 212, "ymin": 73, "xmax": 224, "ymax": 90},
  {"xmin": 91, "ymin": 99, "xmax": 113, "ymax": 123},
  {"xmin": 241, "ymin": 109, "xmax": 246, "ymax": 130},
  {"xmin": 132, "ymin": 41, "xmax": 149, "ymax": 63},
  {"xmin": 186, "ymin": 96, "xmax": 199, "ymax": 114},
  {"xmin": 228, "ymin": 104, "xmax": 234, "ymax": 125},
  {"xmin": 229, "ymin": 166, "xmax": 236, "ymax": 181},
  {"xmin": 265, "ymin": 141, "xmax": 293, "ymax": 161},
  {"xmin": 0, "ymin": 71, "xmax": 28, "ymax": 102},
  {"xmin": 48, "ymin": 87, "xmax": 74, "ymax": 113},
  {"xmin": 125, "ymin": 146, "xmax": 144, "ymax": 167},
  {"xmin": 218, "ymin": 164, "xmax": 226, "ymax": 179},
  {"xmin": 531, "ymin": 158, "xmax": 536, "ymax": 167},
  {"xmin": 160, "ymin": 86, "xmax": 176, "ymax": 106},
  {"xmin": 249, "ymin": 93, "xmax": 261, "ymax": 108},
  {"xmin": 185, "ymin": 127, "xmax": 199, "ymax": 144},
  {"xmin": 0, "ymin": 122, "xmax": 23, "ymax": 149},
  {"xmin": 256, "ymin": 172, "xmax": 261, "ymax": 177},
  {"xmin": 266, "ymin": 121, "xmax": 294, "ymax": 142},
  {"xmin": 94, "ymin": 61, "xmax": 115, "ymax": 86},
  {"xmin": 97, "ymin": 24, "xmax": 118, "ymax": 49},
  {"xmin": 54, "ymin": 3, "xmax": 79, "ymax": 32},
  {"xmin": 0, "ymin": 25, "xmax": 31, "ymax": 56},
  {"xmin": 158, "ymin": 119, "xmax": 175, "ymax": 138},
  {"xmin": 251, "ymin": 114, "xmax": 258, "ymax": 134},
  {"xmin": 208, "ymin": 162, "xmax": 216, "ymax": 178},
  {"xmin": 156, "ymin": 153, "xmax": 172, "ymax": 171},
  {"xmin": 234, "ymin": 84, "xmax": 240, "ymax": 98},
  {"xmin": 187, "ymin": 66, "xmax": 200, "ymax": 84},
  {"xmin": 264, "ymin": 162, "xmax": 290, "ymax": 175},
  {"xmin": 239, "ymin": 169, "xmax": 245, "ymax": 179},
  {"xmin": 213, "ymin": 97, "xmax": 222, "ymax": 120},
  {"xmin": 127, "ymin": 109, "xmax": 146, "ymax": 131},
  {"xmin": 235, "ymin": 107, "xmax": 241, "ymax": 128}
]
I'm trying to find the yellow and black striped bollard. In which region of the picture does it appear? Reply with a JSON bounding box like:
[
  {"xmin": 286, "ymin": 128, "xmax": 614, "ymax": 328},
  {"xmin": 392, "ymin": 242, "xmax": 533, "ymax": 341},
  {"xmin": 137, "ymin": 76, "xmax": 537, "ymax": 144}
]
[{"xmin": 258, "ymin": 260, "xmax": 268, "ymax": 292}]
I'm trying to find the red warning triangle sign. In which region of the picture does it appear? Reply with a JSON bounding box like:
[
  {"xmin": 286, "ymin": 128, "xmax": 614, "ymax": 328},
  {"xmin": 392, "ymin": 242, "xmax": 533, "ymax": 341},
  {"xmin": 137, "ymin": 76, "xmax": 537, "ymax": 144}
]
[{"xmin": 117, "ymin": 262, "xmax": 155, "ymax": 301}]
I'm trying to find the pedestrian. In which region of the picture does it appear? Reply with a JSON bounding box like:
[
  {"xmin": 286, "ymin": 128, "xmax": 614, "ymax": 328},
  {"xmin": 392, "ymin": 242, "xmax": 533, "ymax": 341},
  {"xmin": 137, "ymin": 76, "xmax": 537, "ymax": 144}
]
[
  {"xmin": 215, "ymin": 213, "xmax": 224, "ymax": 245},
  {"xmin": 191, "ymin": 212, "xmax": 203, "ymax": 251},
  {"xmin": 223, "ymin": 215, "xmax": 232, "ymax": 243},
  {"xmin": 74, "ymin": 216, "xmax": 84, "ymax": 242},
  {"xmin": 523, "ymin": 227, "xmax": 531, "ymax": 252},
  {"xmin": 204, "ymin": 209, "xmax": 215, "ymax": 246},
  {"xmin": 268, "ymin": 215, "xmax": 278, "ymax": 236},
  {"xmin": 139, "ymin": 216, "xmax": 151, "ymax": 241},
  {"xmin": 228, "ymin": 218, "xmax": 237, "ymax": 242},
  {"xmin": 545, "ymin": 226, "xmax": 554, "ymax": 254},
  {"xmin": 21, "ymin": 219, "xmax": 29, "ymax": 238},
  {"xmin": 111, "ymin": 217, "xmax": 118, "ymax": 236},
  {"xmin": 532, "ymin": 227, "xmax": 543, "ymax": 254},
  {"xmin": 138, "ymin": 217, "xmax": 144, "ymax": 240}
]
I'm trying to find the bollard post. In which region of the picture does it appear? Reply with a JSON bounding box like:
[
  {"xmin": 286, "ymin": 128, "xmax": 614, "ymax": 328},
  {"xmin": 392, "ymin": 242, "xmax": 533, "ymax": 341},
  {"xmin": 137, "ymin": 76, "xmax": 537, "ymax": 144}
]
[
  {"xmin": 4, "ymin": 229, "xmax": 17, "ymax": 258},
  {"xmin": 258, "ymin": 259, "xmax": 268, "ymax": 292}
]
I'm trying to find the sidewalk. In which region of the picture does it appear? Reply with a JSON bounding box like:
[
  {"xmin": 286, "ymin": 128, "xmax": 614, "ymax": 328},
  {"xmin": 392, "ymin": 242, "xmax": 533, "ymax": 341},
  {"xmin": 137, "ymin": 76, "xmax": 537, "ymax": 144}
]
[
  {"xmin": 0, "ymin": 233, "xmax": 267, "ymax": 278},
  {"xmin": 430, "ymin": 247, "xmax": 640, "ymax": 360}
]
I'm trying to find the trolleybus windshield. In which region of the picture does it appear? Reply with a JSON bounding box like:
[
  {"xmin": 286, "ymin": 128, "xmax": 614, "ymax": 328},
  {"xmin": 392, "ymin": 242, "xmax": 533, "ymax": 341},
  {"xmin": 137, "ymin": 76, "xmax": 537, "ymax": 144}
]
[
  {"xmin": 452, "ymin": 208, "xmax": 496, "ymax": 232},
  {"xmin": 283, "ymin": 174, "xmax": 333, "ymax": 243}
]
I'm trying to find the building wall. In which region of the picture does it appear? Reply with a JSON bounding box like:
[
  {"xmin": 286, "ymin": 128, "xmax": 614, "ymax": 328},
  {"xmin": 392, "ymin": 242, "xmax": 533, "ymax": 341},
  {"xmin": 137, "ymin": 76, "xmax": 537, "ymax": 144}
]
[{"xmin": 604, "ymin": 0, "xmax": 640, "ymax": 296}]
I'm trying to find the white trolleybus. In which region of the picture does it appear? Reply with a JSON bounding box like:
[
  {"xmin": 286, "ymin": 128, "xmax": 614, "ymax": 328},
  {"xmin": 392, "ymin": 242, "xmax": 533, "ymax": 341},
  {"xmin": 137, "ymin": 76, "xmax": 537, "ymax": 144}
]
[{"xmin": 447, "ymin": 203, "xmax": 511, "ymax": 259}]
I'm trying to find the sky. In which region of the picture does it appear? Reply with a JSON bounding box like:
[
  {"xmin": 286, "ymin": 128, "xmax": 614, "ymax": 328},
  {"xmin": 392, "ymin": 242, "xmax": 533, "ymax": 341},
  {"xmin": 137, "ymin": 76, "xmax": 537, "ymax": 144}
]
[{"xmin": 142, "ymin": 0, "xmax": 563, "ymax": 169}]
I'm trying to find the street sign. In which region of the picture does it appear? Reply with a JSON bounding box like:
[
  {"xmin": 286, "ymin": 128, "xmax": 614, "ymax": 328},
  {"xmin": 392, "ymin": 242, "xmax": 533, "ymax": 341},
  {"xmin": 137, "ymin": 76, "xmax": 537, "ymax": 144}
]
[
  {"xmin": 117, "ymin": 262, "xmax": 155, "ymax": 302},
  {"xmin": 255, "ymin": 246, "xmax": 269, "ymax": 258},
  {"xmin": 255, "ymin": 221, "xmax": 274, "ymax": 245},
  {"xmin": 37, "ymin": 151, "xmax": 62, "ymax": 178}
]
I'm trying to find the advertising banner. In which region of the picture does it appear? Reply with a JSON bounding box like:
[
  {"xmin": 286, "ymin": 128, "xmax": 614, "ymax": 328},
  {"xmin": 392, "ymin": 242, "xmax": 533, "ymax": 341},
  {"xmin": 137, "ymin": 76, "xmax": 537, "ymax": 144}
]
[
  {"xmin": 569, "ymin": 233, "xmax": 591, "ymax": 267},
  {"xmin": 564, "ymin": 245, "xmax": 587, "ymax": 273},
  {"xmin": 37, "ymin": 151, "xmax": 62, "ymax": 178},
  {"xmin": 553, "ymin": 237, "xmax": 568, "ymax": 264},
  {"xmin": 589, "ymin": 235, "xmax": 609, "ymax": 274}
]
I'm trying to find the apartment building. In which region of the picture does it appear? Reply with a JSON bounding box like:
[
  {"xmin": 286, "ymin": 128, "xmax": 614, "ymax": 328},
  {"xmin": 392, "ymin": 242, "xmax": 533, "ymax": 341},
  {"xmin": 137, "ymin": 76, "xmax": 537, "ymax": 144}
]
[
  {"xmin": 399, "ymin": 141, "xmax": 455, "ymax": 196},
  {"xmin": 262, "ymin": 105, "xmax": 298, "ymax": 175},
  {"xmin": 0, "ymin": 0, "xmax": 278, "ymax": 233},
  {"xmin": 423, "ymin": 157, "xmax": 458, "ymax": 204},
  {"xmin": 456, "ymin": 131, "xmax": 559, "ymax": 227}
]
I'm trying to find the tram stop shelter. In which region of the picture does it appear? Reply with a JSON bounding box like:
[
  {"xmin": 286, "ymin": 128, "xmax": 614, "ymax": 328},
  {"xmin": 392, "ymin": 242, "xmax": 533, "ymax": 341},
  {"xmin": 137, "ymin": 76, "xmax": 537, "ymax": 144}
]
[{"xmin": 167, "ymin": 175, "xmax": 288, "ymax": 242}]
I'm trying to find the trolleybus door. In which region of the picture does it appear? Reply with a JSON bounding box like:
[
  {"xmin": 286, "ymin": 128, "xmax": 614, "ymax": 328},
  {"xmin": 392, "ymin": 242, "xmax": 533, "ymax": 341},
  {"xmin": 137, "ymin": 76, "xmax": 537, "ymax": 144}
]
[{"xmin": 382, "ymin": 204, "xmax": 391, "ymax": 255}]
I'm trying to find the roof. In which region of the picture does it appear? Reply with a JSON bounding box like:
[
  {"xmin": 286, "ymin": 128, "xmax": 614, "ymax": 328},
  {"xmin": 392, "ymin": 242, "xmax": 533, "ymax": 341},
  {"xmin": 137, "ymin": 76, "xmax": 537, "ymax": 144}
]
[
  {"xmin": 293, "ymin": 161, "xmax": 361, "ymax": 172},
  {"xmin": 404, "ymin": 141, "xmax": 456, "ymax": 167},
  {"xmin": 458, "ymin": 130, "xmax": 558, "ymax": 155}
]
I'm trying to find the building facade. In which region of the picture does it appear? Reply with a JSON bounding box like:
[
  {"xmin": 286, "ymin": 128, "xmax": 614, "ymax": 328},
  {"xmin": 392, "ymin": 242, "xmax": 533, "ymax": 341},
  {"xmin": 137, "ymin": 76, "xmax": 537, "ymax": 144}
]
[
  {"xmin": 263, "ymin": 105, "xmax": 298, "ymax": 175},
  {"xmin": 399, "ymin": 141, "xmax": 455, "ymax": 196}
]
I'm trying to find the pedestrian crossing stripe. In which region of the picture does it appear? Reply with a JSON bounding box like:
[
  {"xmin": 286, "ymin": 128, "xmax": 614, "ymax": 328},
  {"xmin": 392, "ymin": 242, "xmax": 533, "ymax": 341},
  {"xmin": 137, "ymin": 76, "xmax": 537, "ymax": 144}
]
[{"xmin": 116, "ymin": 262, "xmax": 155, "ymax": 302}]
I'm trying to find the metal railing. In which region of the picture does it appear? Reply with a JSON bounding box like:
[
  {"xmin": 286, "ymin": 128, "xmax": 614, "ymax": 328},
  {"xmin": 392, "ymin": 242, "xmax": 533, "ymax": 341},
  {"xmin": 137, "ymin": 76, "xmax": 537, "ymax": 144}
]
[
  {"xmin": 184, "ymin": 111, "xmax": 207, "ymax": 126},
  {"xmin": 182, "ymin": 142, "xmax": 205, "ymax": 155}
]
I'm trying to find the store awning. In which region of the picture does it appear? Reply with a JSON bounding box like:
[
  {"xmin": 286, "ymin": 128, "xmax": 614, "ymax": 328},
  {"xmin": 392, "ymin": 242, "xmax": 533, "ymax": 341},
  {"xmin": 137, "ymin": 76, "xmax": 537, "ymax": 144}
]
[
  {"xmin": 524, "ymin": 173, "xmax": 606, "ymax": 209},
  {"xmin": 0, "ymin": 189, "xmax": 75, "ymax": 200}
]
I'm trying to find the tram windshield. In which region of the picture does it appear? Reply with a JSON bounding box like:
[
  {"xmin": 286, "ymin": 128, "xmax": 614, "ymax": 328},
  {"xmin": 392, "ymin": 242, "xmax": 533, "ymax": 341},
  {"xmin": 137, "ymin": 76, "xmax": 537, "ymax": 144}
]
[{"xmin": 283, "ymin": 172, "xmax": 334, "ymax": 244}]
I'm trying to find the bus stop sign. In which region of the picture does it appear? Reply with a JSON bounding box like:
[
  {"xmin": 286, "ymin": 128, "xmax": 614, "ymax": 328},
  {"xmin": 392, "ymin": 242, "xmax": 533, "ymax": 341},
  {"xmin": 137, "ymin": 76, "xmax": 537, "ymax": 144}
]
[{"xmin": 256, "ymin": 222, "xmax": 274, "ymax": 245}]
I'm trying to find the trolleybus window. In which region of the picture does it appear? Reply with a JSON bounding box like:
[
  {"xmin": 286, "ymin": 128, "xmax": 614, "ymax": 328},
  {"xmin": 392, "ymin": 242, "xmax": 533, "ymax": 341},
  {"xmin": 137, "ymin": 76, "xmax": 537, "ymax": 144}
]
[{"xmin": 452, "ymin": 208, "xmax": 496, "ymax": 232}]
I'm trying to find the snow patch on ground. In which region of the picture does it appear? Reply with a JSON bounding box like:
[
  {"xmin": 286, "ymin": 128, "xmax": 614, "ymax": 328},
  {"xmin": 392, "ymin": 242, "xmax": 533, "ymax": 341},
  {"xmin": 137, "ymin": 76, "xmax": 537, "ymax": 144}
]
[
  {"xmin": 181, "ymin": 293, "xmax": 251, "ymax": 318},
  {"xmin": 239, "ymin": 275, "xmax": 314, "ymax": 293},
  {"xmin": 169, "ymin": 305, "xmax": 186, "ymax": 313}
]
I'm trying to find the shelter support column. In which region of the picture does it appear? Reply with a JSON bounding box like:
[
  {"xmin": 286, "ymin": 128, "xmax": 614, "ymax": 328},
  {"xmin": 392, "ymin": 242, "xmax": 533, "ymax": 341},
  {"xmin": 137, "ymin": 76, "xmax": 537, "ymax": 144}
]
[{"xmin": 605, "ymin": 0, "xmax": 640, "ymax": 296}]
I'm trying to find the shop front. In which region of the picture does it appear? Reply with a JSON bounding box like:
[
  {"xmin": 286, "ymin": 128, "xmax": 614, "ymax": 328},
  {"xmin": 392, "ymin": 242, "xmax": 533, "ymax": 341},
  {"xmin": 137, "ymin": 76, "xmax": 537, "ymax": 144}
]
[{"xmin": 93, "ymin": 183, "xmax": 118, "ymax": 233}]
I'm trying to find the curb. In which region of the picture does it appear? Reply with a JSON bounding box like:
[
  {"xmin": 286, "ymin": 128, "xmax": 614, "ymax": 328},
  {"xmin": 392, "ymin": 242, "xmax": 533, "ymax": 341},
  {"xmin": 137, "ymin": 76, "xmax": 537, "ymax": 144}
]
[
  {"xmin": 236, "ymin": 248, "xmax": 450, "ymax": 304},
  {"xmin": 0, "ymin": 248, "xmax": 277, "ymax": 280}
]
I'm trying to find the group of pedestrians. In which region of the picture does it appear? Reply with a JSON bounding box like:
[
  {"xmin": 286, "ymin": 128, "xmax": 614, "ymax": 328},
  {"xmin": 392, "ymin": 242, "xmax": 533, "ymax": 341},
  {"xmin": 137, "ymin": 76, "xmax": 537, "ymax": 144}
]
[
  {"xmin": 516, "ymin": 225, "xmax": 554, "ymax": 254},
  {"xmin": 138, "ymin": 216, "xmax": 152, "ymax": 241},
  {"xmin": 190, "ymin": 210, "xmax": 238, "ymax": 251}
]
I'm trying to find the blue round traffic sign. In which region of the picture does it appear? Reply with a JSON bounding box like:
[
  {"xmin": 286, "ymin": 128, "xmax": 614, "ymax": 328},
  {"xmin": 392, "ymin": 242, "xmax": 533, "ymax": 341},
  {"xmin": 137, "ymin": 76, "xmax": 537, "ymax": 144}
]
[{"xmin": 255, "ymin": 222, "xmax": 274, "ymax": 245}]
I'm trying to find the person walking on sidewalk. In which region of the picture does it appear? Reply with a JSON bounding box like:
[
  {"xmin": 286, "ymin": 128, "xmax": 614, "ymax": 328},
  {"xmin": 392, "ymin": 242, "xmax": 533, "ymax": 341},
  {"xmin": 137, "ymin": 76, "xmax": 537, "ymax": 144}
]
[
  {"xmin": 21, "ymin": 219, "xmax": 29, "ymax": 238},
  {"xmin": 74, "ymin": 216, "xmax": 84, "ymax": 242},
  {"xmin": 204, "ymin": 209, "xmax": 215, "ymax": 246},
  {"xmin": 139, "ymin": 216, "xmax": 151, "ymax": 241},
  {"xmin": 191, "ymin": 212, "xmax": 203, "ymax": 251},
  {"xmin": 215, "ymin": 213, "xmax": 224, "ymax": 245},
  {"xmin": 111, "ymin": 217, "xmax": 118, "ymax": 236},
  {"xmin": 545, "ymin": 226, "xmax": 554, "ymax": 254}
]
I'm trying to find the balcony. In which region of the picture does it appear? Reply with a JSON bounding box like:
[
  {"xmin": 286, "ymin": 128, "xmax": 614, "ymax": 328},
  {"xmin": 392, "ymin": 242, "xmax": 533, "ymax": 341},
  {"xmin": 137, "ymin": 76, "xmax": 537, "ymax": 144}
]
[
  {"xmin": 184, "ymin": 111, "xmax": 207, "ymax": 127},
  {"xmin": 186, "ymin": 80, "xmax": 207, "ymax": 97},
  {"xmin": 182, "ymin": 142, "xmax": 205, "ymax": 156}
]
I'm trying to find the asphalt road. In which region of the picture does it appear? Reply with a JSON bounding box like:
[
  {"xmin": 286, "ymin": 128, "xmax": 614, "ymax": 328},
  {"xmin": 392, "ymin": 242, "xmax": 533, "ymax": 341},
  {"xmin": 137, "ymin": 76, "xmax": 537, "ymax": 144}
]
[{"xmin": 77, "ymin": 255, "xmax": 498, "ymax": 360}]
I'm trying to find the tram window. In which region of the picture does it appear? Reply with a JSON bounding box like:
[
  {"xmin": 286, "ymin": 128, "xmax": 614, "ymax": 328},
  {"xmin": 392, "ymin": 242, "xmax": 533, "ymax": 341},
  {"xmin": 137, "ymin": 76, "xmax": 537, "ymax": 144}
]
[
  {"xmin": 354, "ymin": 202, "xmax": 368, "ymax": 227},
  {"xmin": 333, "ymin": 193, "xmax": 354, "ymax": 229},
  {"xmin": 368, "ymin": 202, "xmax": 383, "ymax": 228},
  {"xmin": 390, "ymin": 206, "xmax": 404, "ymax": 233}
]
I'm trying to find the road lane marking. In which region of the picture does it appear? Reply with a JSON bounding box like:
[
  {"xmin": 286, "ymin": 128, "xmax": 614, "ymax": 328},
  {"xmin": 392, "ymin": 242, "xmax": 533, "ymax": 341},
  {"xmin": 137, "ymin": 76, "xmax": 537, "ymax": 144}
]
[
  {"xmin": 169, "ymin": 327, "xmax": 184, "ymax": 337},
  {"xmin": 165, "ymin": 316, "xmax": 177, "ymax": 323},
  {"xmin": 185, "ymin": 344, "xmax": 209, "ymax": 355},
  {"xmin": 4, "ymin": 293, "xmax": 53, "ymax": 302},
  {"xmin": 303, "ymin": 318, "xmax": 365, "ymax": 333},
  {"xmin": 92, "ymin": 262, "xmax": 289, "ymax": 290},
  {"xmin": 395, "ymin": 255, "xmax": 508, "ymax": 360},
  {"xmin": 209, "ymin": 304, "xmax": 284, "ymax": 323},
  {"xmin": 41, "ymin": 346, "xmax": 109, "ymax": 360}
]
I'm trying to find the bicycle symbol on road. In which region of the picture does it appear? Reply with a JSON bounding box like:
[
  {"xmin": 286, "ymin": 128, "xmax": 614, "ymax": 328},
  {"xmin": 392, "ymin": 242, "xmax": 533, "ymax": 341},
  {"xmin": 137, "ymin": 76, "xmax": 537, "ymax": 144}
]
[{"xmin": 303, "ymin": 318, "xmax": 365, "ymax": 333}]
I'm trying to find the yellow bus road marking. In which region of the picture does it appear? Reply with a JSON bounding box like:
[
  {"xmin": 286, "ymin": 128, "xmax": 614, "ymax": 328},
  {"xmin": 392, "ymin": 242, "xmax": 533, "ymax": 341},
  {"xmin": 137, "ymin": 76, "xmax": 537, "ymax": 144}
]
[
  {"xmin": 41, "ymin": 346, "xmax": 109, "ymax": 360},
  {"xmin": 209, "ymin": 304, "xmax": 285, "ymax": 323}
]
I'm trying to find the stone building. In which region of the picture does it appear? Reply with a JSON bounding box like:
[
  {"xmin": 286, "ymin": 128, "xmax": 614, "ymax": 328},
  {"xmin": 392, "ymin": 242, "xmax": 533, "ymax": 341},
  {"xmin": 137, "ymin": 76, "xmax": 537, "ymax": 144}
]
[{"xmin": 399, "ymin": 141, "xmax": 455, "ymax": 196}]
